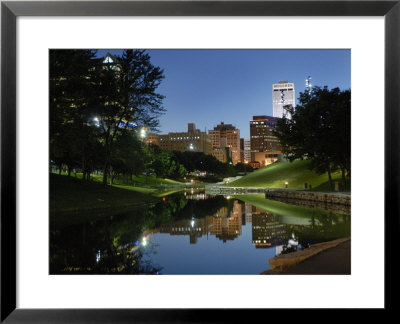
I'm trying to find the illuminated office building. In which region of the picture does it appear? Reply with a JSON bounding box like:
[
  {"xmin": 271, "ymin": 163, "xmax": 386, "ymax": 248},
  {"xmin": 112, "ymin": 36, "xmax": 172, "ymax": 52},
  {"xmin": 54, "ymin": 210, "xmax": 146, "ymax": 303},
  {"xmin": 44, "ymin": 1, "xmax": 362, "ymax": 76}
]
[
  {"xmin": 272, "ymin": 81, "xmax": 295, "ymax": 119},
  {"xmin": 250, "ymin": 115, "xmax": 281, "ymax": 167},
  {"xmin": 208, "ymin": 122, "xmax": 241, "ymax": 165},
  {"xmin": 158, "ymin": 123, "xmax": 211, "ymax": 154}
]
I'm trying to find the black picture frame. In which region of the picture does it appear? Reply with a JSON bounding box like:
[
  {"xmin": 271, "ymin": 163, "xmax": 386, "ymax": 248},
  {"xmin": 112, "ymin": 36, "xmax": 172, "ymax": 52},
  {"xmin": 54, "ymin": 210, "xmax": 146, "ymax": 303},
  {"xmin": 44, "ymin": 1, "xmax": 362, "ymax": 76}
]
[{"xmin": 1, "ymin": 0, "xmax": 398, "ymax": 321}]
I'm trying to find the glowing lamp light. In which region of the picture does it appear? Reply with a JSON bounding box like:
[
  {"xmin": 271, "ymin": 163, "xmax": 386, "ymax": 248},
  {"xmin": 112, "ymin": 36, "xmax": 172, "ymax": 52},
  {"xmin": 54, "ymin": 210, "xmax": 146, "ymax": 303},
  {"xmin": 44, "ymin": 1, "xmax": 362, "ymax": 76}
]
[{"xmin": 96, "ymin": 250, "xmax": 101, "ymax": 263}]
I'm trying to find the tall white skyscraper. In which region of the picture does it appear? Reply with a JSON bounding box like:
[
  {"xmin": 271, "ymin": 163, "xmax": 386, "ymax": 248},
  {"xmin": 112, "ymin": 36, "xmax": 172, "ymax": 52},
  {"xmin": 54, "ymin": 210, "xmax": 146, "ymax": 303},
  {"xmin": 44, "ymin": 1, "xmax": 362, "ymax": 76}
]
[{"xmin": 272, "ymin": 81, "xmax": 295, "ymax": 119}]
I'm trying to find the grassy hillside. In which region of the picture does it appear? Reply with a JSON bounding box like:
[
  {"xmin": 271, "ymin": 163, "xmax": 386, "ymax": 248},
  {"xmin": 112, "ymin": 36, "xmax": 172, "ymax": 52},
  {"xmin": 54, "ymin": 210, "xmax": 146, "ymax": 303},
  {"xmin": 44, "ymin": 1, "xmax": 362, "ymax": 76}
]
[{"xmin": 228, "ymin": 160, "xmax": 348, "ymax": 191}]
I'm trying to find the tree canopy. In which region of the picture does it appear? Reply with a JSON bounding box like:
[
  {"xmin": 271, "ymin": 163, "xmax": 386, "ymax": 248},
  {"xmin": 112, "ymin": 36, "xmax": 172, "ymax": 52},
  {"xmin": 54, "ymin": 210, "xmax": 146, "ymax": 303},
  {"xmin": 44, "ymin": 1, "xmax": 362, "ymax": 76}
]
[
  {"xmin": 273, "ymin": 86, "xmax": 350, "ymax": 187},
  {"xmin": 50, "ymin": 50, "xmax": 166, "ymax": 183}
]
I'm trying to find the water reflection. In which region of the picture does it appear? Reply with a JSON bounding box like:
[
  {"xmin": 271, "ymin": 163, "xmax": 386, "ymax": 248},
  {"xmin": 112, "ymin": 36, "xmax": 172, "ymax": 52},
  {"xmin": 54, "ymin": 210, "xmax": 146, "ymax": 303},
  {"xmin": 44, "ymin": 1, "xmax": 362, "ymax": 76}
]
[{"xmin": 50, "ymin": 190, "xmax": 350, "ymax": 274}]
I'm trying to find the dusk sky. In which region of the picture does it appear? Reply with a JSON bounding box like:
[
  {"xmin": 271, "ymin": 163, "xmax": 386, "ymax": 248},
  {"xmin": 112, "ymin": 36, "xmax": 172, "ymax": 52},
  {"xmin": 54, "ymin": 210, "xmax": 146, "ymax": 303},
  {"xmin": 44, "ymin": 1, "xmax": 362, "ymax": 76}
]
[{"xmin": 96, "ymin": 49, "xmax": 350, "ymax": 139}]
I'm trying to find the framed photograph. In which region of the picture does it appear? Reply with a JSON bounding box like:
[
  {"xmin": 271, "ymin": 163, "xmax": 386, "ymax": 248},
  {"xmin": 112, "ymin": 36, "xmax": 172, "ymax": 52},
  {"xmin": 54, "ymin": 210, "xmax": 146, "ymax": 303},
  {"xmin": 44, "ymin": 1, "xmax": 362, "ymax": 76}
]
[{"xmin": 1, "ymin": 0, "xmax": 398, "ymax": 321}]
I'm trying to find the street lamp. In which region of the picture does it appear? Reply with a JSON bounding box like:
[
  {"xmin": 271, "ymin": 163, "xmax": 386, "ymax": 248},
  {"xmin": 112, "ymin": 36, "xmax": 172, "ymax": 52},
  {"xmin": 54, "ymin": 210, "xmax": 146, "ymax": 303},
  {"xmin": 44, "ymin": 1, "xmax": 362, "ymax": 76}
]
[{"xmin": 140, "ymin": 127, "xmax": 146, "ymax": 139}]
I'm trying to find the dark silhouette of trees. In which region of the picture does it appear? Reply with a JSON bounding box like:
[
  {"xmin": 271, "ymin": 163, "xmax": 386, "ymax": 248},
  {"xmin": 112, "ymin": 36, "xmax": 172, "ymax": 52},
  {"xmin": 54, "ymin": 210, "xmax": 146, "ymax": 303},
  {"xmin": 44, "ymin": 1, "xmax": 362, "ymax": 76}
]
[
  {"xmin": 92, "ymin": 50, "xmax": 165, "ymax": 185},
  {"xmin": 171, "ymin": 151, "xmax": 237, "ymax": 178},
  {"xmin": 274, "ymin": 86, "xmax": 350, "ymax": 188},
  {"xmin": 234, "ymin": 162, "xmax": 254, "ymax": 174},
  {"xmin": 50, "ymin": 50, "xmax": 100, "ymax": 178},
  {"xmin": 50, "ymin": 50, "xmax": 166, "ymax": 183}
]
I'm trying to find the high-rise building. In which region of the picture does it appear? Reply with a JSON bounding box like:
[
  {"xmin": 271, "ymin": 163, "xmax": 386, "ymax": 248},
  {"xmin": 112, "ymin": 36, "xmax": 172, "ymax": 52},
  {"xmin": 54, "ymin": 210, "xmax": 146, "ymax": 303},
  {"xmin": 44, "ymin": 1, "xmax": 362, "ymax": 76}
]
[
  {"xmin": 208, "ymin": 122, "xmax": 241, "ymax": 165},
  {"xmin": 158, "ymin": 123, "xmax": 211, "ymax": 154},
  {"xmin": 240, "ymin": 138, "xmax": 252, "ymax": 164},
  {"xmin": 250, "ymin": 115, "xmax": 281, "ymax": 167},
  {"xmin": 240, "ymin": 139, "xmax": 245, "ymax": 163},
  {"xmin": 272, "ymin": 81, "xmax": 295, "ymax": 119},
  {"xmin": 244, "ymin": 139, "xmax": 251, "ymax": 164}
]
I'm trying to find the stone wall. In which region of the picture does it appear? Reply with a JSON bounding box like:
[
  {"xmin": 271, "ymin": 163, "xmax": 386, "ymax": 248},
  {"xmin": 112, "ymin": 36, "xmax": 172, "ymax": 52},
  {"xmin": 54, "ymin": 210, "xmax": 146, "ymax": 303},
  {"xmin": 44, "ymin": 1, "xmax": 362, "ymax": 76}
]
[{"xmin": 265, "ymin": 190, "xmax": 351, "ymax": 206}]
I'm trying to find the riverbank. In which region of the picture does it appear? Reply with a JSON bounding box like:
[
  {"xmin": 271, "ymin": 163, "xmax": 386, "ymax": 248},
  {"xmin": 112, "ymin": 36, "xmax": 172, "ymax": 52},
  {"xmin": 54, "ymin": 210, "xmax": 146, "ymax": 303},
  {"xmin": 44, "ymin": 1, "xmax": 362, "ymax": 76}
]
[{"xmin": 261, "ymin": 237, "xmax": 351, "ymax": 274}]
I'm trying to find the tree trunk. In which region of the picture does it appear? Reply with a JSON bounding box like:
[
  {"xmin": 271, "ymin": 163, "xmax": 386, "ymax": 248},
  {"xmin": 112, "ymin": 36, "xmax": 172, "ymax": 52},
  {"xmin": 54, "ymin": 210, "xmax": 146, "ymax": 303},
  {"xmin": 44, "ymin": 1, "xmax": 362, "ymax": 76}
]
[
  {"xmin": 82, "ymin": 158, "xmax": 86, "ymax": 181},
  {"xmin": 341, "ymin": 167, "xmax": 346, "ymax": 185},
  {"xmin": 67, "ymin": 165, "xmax": 71, "ymax": 177},
  {"xmin": 327, "ymin": 167, "xmax": 332, "ymax": 189},
  {"xmin": 103, "ymin": 162, "xmax": 109, "ymax": 186}
]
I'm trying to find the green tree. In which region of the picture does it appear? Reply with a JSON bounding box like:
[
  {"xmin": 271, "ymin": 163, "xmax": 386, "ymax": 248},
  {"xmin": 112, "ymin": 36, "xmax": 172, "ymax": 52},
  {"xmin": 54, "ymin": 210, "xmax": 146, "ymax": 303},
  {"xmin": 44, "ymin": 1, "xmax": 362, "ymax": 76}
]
[
  {"xmin": 111, "ymin": 129, "xmax": 147, "ymax": 183},
  {"xmin": 49, "ymin": 49, "xmax": 99, "ymax": 178},
  {"xmin": 93, "ymin": 50, "xmax": 165, "ymax": 185},
  {"xmin": 274, "ymin": 86, "xmax": 351, "ymax": 188}
]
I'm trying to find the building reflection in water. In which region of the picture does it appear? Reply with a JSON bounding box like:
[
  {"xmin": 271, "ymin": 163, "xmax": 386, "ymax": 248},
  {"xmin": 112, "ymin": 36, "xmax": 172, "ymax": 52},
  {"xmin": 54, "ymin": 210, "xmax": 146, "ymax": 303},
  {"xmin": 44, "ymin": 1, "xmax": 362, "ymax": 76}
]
[
  {"xmin": 251, "ymin": 206, "xmax": 287, "ymax": 248},
  {"xmin": 158, "ymin": 195, "xmax": 243, "ymax": 244},
  {"xmin": 155, "ymin": 198, "xmax": 293, "ymax": 246},
  {"xmin": 147, "ymin": 195, "xmax": 349, "ymax": 256}
]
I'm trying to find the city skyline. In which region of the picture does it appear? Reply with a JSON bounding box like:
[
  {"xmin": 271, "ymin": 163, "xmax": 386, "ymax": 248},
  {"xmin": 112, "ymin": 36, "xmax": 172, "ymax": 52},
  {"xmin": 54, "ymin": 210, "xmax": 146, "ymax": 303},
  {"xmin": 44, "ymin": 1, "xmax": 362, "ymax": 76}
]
[{"xmin": 96, "ymin": 49, "xmax": 351, "ymax": 138}]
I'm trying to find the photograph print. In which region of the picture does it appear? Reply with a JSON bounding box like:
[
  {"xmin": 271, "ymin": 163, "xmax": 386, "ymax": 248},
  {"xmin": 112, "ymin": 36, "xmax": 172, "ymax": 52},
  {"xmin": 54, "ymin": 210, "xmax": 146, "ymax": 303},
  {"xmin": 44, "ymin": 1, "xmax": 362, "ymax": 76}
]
[{"xmin": 49, "ymin": 49, "xmax": 351, "ymax": 275}]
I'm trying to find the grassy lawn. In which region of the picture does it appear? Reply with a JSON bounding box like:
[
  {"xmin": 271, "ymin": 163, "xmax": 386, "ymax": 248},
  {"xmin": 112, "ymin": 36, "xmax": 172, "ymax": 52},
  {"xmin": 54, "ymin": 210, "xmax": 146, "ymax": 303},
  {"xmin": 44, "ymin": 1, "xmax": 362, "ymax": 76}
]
[
  {"xmin": 50, "ymin": 173, "xmax": 161, "ymax": 214},
  {"xmin": 59, "ymin": 172, "xmax": 183, "ymax": 186},
  {"xmin": 228, "ymin": 160, "xmax": 350, "ymax": 192}
]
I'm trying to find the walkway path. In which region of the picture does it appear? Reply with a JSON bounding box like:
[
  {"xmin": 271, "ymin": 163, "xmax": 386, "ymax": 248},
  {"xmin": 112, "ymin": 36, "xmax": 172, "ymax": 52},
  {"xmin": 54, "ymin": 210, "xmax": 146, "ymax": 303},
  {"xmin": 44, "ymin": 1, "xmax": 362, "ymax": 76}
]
[{"xmin": 263, "ymin": 239, "xmax": 351, "ymax": 275}]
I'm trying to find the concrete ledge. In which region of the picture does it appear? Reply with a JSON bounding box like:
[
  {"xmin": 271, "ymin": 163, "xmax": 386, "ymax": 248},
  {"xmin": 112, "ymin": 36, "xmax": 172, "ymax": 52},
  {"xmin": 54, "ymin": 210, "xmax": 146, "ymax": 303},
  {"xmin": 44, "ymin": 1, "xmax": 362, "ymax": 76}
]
[
  {"xmin": 265, "ymin": 190, "xmax": 351, "ymax": 206},
  {"xmin": 263, "ymin": 237, "xmax": 350, "ymax": 273}
]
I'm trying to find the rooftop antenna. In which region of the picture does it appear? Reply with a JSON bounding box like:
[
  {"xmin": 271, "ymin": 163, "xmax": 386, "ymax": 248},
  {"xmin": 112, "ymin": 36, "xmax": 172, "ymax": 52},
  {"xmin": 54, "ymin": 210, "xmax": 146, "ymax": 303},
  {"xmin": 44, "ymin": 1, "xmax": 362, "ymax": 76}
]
[{"xmin": 305, "ymin": 76, "xmax": 312, "ymax": 94}]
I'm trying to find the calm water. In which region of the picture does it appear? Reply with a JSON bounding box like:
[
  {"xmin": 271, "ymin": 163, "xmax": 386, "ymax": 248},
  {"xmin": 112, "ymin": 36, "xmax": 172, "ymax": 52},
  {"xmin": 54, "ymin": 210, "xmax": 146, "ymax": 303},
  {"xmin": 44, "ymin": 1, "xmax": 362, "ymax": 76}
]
[{"xmin": 50, "ymin": 189, "xmax": 351, "ymax": 275}]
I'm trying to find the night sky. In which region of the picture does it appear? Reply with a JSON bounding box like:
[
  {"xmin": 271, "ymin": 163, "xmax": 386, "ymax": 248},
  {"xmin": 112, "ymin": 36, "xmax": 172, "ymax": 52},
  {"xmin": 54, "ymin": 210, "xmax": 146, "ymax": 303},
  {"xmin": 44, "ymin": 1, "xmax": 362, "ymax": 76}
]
[{"xmin": 96, "ymin": 49, "xmax": 350, "ymax": 139}]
